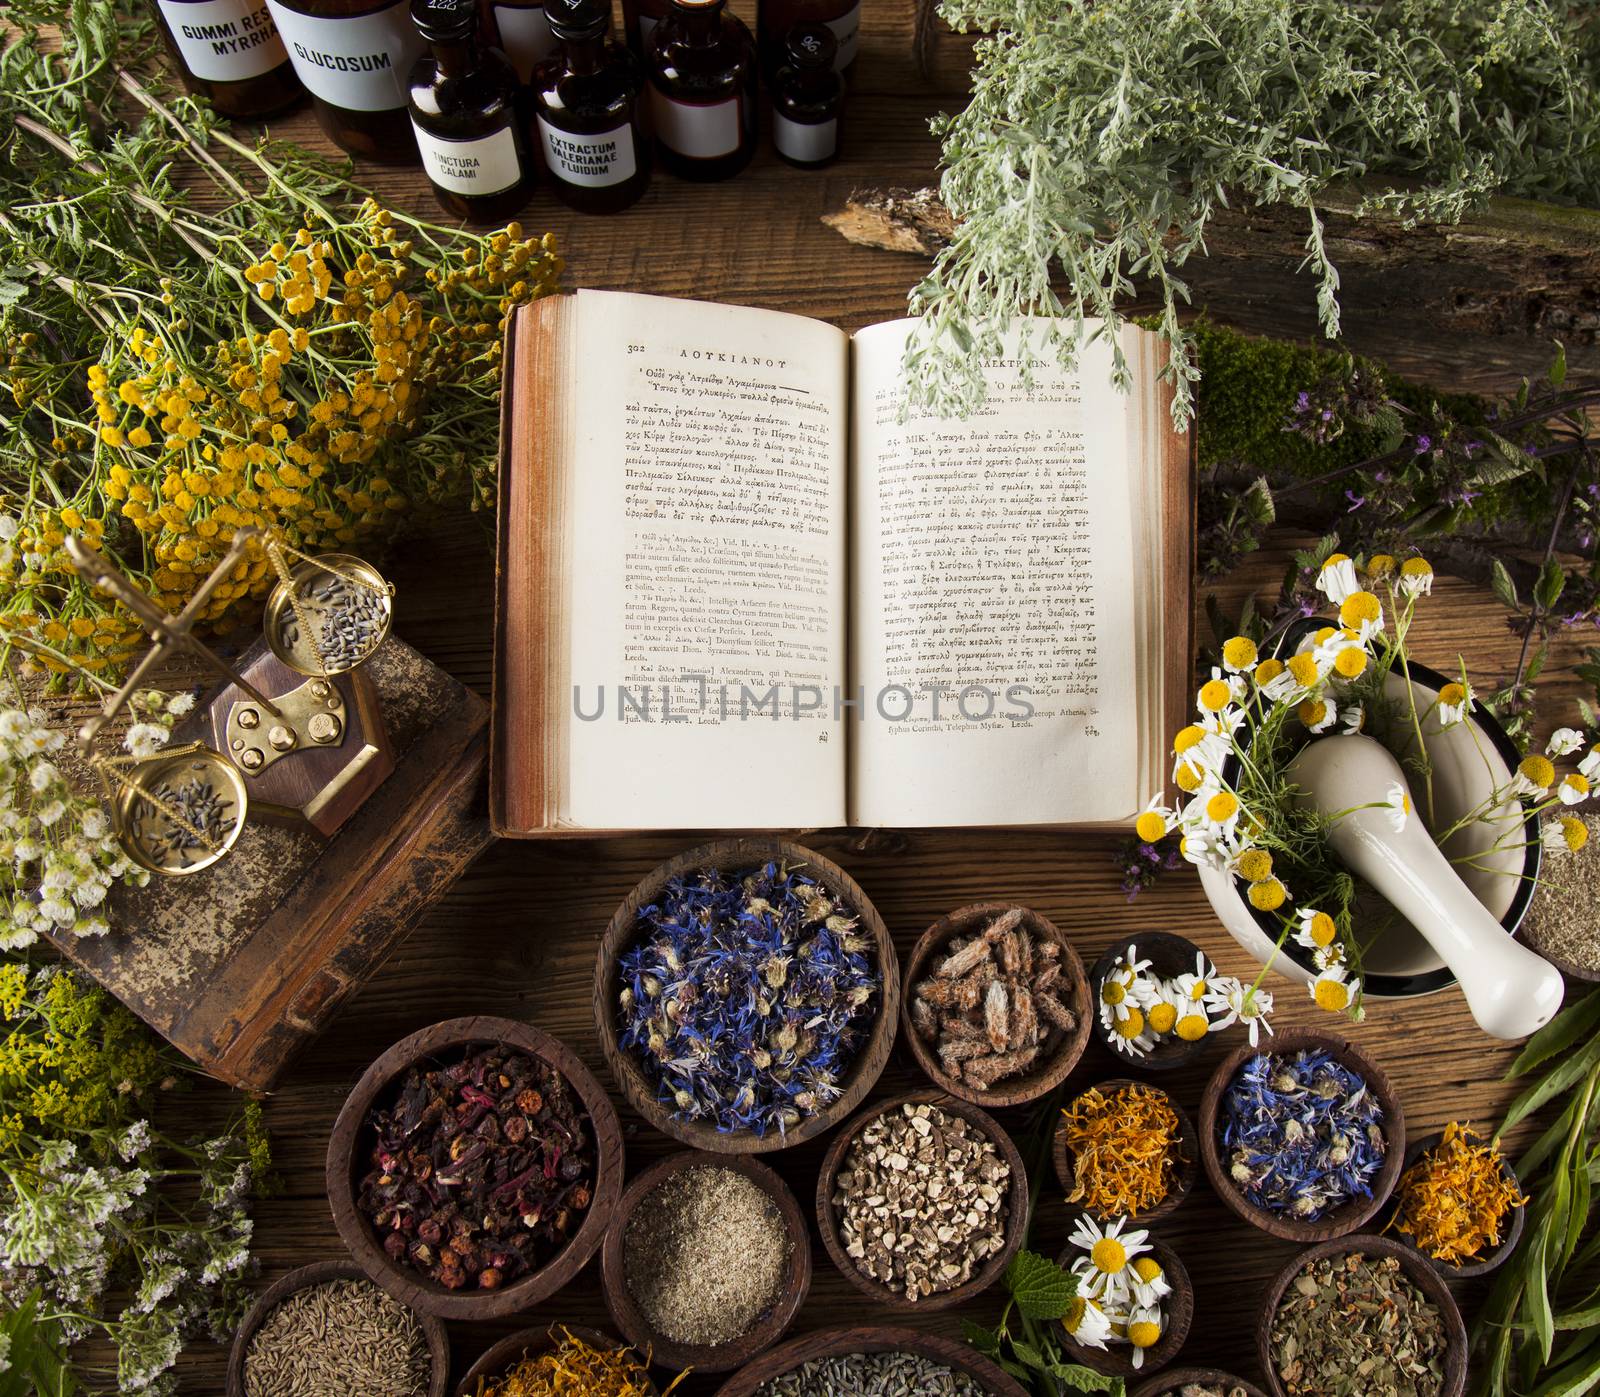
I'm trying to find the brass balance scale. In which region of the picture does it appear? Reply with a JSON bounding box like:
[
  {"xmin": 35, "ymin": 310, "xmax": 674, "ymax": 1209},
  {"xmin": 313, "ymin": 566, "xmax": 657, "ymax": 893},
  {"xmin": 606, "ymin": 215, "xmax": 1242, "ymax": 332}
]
[{"xmin": 68, "ymin": 527, "xmax": 396, "ymax": 877}]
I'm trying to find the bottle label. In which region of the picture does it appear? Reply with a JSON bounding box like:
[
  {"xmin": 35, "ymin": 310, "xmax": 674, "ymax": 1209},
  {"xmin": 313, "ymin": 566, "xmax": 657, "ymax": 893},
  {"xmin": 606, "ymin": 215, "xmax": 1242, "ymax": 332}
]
[
  {"xmin": 493, "ymin": 3, "xmax": 555, "ymax": 83},
  {"xmin": 773, "ymin": 111, "xmax": 835, "ymax": 163},
  {"xmin": 265, "ymin": 0, "xmax": 423, "ymax": 111},
  {"xmin": 537, "ymin": 117, "xmax": 638, "ymax": 188},
  {"xmin": 412, "ymin": 122, "xmax": 527, "ymax": 195},
  {"xmin": 650, "ymin": 90, "xmax": 740, "ymax": 160},
  {"xmin": 157, "ymin": 0, "xmax": 288, "ymax": 82},
  {"xmin": 828, "ymin": 0, "xmax": 859, "ymax": 69}
]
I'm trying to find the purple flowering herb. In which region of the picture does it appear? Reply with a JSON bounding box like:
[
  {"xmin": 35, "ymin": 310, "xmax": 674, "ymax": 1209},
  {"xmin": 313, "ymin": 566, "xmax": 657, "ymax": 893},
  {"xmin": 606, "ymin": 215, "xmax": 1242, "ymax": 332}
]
[
  {"xmin": 1218, "ymin": 1048, "xmax": 1386, "ymax": 1221},
  {"xmin": 617, "ymin": 861, "xmax": 880, "ymax": 1136}
]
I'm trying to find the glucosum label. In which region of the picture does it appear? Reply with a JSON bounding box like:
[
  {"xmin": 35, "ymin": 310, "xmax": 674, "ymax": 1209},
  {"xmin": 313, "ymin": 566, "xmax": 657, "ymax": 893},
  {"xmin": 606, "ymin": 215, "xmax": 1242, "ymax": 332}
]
[
  {"xmin": 412, "ymin": 124, "xmax": 526, "ymax": 195},
  {"xmin": 537, "ymin": 118, "xmax": 638, "ymax": 188},
  {"xmin": 157, "ymin": 0, "xmax": 288, "ymax": 81},
  {"xmin": 266, "ymin": 0, "xmax": 424, "ymax": 110}
]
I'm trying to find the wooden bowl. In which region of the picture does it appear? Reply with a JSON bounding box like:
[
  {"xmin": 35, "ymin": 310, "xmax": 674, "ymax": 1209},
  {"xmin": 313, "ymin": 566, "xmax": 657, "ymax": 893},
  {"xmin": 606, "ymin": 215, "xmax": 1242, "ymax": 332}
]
[
  {"xmin": 1257, "ymin": 1234, "xmax": 1468, "ymax": 1397},
  {"xmin": 227, "ymin": 1260, "xmax": 449, "ymax": 1397},
  {"xmin": 901, "ymin": 903, "xmax": 1092, "ymax": 1106},
  {"xmin": 1130, "ymin": 1368, "xmax": 1269, "ymax": 1397},
  {"xmin": 816, "ymin": 1090, "xmax": 1028, "ymax": 1313},
  {"xmin": 594, "ymin": 837, "xmax": 899, "ymax": 1154},
  {"xmin": 1199, "ymin": 1030, "xmax": 1405, "ymax": 1244},
  {"xmin": 1385, "ymin": 1130, "xmax": 1528, "ymax": 1280},
  {"xmin": 1089, "ymin": 932, "xmax": 1211, "ymax": 1071},
  {"xmin": 712, "ymin": 1323, "xmax": 1030, "ymax": 1397},
  {"xmin": 601, "ymin": 1150, "xmax": 811, "ymax": 1373},
  {"xmin": 1056, "ymin": 1237, "xmax": 1193, "ymax": 1379},
  {"xmin": 1053, "ymin": 1078, "xmax": 1197, "ymax": 1224},
  {"xmin": 326, "ymin": 1015, "xmax": 624, "ymax": 1321},
  {"xmin": 454, "ymin": 1324, "xmax": 657, "ymax": 1397}
]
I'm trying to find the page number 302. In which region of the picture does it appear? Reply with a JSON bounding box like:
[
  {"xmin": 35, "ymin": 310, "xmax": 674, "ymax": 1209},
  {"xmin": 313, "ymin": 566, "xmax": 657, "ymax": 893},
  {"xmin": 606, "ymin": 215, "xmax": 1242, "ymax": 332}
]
[{"xmin": 627, "ymin": 343, "xmax": 644, "ymax": 355}]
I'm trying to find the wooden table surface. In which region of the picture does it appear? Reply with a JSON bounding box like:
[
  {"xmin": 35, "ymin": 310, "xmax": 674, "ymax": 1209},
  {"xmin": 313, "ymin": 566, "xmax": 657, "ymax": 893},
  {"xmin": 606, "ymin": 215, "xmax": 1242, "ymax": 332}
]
[{"xmin": 175, "ymin": 1, "xmax": 1592, "ymax": 1389}]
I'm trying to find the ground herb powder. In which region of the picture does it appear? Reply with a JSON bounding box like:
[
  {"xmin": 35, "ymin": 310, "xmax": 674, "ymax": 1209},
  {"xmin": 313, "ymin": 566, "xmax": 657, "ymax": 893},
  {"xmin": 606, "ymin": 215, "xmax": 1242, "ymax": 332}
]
[
  {"xmin": 623, "ymin": 1164, "xmax": 789, "ymax": 1347},
  {"xmin": 1270, "ymin": 1252, "xmax": 1448, "ymax": 1397},
  {"xmin": 242, "ymin": 1277, "xmax": 430, "ymax": 1397}
]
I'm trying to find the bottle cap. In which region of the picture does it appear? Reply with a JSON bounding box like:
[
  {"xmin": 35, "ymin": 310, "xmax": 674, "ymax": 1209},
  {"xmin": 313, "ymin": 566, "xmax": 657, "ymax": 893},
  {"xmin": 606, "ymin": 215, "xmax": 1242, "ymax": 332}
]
[
  {"xmin": 411, "ymin": 0, "xmax": 476, "ymax": 43},
  {"xmin": 546, "ymin": 0, "xmax": 608, "ymax": 42},
  {"xmin": 784, "ymin": 22, "xmax": 835, "ymax": 69}
]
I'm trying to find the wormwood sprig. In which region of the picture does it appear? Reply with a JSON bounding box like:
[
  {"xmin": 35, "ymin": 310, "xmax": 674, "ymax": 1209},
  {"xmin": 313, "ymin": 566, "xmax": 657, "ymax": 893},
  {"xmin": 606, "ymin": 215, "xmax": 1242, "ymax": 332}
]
[
  {"xmin": 905, "ymin": 0, "xmax": 1600, "ymax": 425},
  {"xmin": 1472, "ymin": 990, "xmax": 1600, "ymax": 1397},
  {"xmin": 0, "ymin": 0, "xmax": 562, "ymax": 683}
]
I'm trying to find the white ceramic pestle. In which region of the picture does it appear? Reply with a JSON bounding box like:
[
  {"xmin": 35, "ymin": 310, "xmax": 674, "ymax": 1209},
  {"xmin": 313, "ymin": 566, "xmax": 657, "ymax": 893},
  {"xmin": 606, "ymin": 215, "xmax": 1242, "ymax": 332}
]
[{"xmin": 1287, "ymin": 734, "xmax": 1564, "ymax": 1040}]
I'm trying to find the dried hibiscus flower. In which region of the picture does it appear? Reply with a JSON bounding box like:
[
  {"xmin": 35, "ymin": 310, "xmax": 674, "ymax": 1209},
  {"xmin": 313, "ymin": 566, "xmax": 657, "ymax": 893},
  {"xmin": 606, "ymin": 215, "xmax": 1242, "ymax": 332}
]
[{"xmin": 356, "ymin": 1042, "xmax": 595, "ymax": 1290}]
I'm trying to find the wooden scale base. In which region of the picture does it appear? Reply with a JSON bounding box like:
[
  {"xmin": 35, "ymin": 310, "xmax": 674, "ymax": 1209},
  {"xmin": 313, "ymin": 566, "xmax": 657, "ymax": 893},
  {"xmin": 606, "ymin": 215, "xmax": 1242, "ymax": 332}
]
[{"xmin": 43, "ymin": 634, "xmax": 490, "ymax": 1090}]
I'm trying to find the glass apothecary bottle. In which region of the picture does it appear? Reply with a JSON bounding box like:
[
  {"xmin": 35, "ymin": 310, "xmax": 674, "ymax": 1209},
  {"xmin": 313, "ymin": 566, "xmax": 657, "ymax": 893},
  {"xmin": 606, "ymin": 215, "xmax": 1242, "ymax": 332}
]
[
  {"xmin": 409, "ymin": 0, "xmax": 533, "ymax": 220},
  {"xmin": 152, "ymin": 0, "xmax": 304, "ymax": 118},
  {"xmin": 620, "ymin": 0, "xmax": 667, "ymax": 65},
  {"xmin": 530, "ymin": 0, "xmax": 650, "ymax": 213},
  {"xmin": 757, "ymin": 0, "xmax": 857, "ymax": 78},
  {"xmin": 647, "ymin": 0, "xmax": 756, "ymax": 182},
  {"xmin": 770, "ymin": 22, "xmax": 839, "ymax": 167},
  {"xmin": 264, "ymin": 0, "xmax": 427, "ymax": 160},
  {"xmin": 481, "ymin": 0, "xmax": 556, "ymax": 84}
]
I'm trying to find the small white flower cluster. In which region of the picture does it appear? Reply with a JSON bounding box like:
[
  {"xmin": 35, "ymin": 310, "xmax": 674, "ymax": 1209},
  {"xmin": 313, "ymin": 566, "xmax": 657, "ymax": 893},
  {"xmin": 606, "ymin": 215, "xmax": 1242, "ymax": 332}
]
[
  {"xmin": 1098, "ymin": 945, "xmax": 1273, "ymax": 1059},
  {"xmin": 0, "ymin": 1121, "xmax": 257, "ymax": 1393},
  {"xmin": 0, "ymin": 691, "xmax": 192, "ymax": 947},
  {"xmin": 1059, "ymin": 1216, "xmax": 1172, "ymax": 1368}
]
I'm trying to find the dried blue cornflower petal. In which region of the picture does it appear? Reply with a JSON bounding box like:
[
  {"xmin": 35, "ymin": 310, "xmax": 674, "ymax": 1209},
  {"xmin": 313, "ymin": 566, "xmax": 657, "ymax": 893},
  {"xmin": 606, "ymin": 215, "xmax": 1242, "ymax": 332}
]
[
  {"xmin": 616, "ymin": 861, "xmax": 880, "ymax": 1136},
  {"xmin": 1217, "ymin": 1048, "xmax": 1386, "ymax": 1220}
]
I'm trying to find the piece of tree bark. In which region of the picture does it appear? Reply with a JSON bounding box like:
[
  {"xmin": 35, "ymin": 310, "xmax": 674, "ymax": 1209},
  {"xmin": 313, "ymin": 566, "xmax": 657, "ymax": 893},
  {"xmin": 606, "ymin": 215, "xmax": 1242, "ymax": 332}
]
[{"xmin": 821, "ymin": 186, "xmax": 953, "ymax": 256}]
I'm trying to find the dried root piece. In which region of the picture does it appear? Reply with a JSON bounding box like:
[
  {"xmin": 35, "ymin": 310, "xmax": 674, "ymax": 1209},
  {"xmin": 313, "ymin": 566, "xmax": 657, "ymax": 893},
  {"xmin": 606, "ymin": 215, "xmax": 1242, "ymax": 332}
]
[
  {"xmin": 909, "ymin": 908, "xmax": 1081, "ymax": 1091},
  {"xmin": 983, "ymin": 980, "xmax": 1009, "ymax": 1052}
]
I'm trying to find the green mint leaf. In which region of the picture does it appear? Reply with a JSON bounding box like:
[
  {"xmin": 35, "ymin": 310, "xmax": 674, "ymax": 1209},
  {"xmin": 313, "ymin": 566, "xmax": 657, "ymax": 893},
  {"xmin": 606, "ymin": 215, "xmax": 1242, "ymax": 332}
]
[
  {"xmin": 962, "ymin": 1319, "xmax": 1001, "ymax": 1356},
  {"xmin": 1005, "ymin": 1248, "xmax": 1078, "ymax": 1320}
]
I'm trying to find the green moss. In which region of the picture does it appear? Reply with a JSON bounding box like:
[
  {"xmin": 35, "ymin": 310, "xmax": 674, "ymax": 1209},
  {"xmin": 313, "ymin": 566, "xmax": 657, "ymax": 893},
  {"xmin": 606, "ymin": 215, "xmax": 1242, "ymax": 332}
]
[{"xmin": 1182, "ymin": 320, "xmax": 1487, "ymax": 474}]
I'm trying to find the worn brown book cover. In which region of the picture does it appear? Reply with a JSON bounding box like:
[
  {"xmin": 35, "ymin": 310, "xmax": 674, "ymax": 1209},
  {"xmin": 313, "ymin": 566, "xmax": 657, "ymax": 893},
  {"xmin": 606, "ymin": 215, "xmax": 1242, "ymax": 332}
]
[
  {"xmin": 493, "ymin": 290, "xmax": 1193, "ymax": 836},
  {"xmin": 45, "ymin": 637, "xmax": 492, "ymax": 1090}
]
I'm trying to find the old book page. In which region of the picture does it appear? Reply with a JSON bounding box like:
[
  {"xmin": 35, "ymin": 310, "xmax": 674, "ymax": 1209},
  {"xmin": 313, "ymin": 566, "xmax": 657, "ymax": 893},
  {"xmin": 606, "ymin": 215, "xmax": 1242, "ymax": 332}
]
[
  {"xmin": 557, "ymin": 290, "xmax": 851, "ymax": 828},
  {"xmin": 848, "ymin": 318, "xmax": 1163, "ymax": 827}
]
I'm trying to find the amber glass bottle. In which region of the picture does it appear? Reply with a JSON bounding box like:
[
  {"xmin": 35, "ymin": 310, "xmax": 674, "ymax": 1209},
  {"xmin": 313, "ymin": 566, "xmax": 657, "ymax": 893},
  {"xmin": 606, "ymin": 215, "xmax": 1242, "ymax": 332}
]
[
  {"xmin": 409, "ymin": 0, "xmax": 533, "ymax": 220},
  {"xmin": 619, "ymin": 0, "xmax": 668, "ymax": 64},
  {"xmin": 756, "ymin": 0, "xmax": 856, "ymax": 78},
  {"xmin": 770, "ymin": 23, "xmax": 839, "ymax": 167},
  {"xmin": 481, "ymin": 0, "xmax": 555, "ymax": 83},
  {"xmin": 264, "ymin": 0, "xmax": 426, "ymax": 160},
  {"xmin": 530, "ymin": 0, "xmax": 650, "ymax": 213},
  {"xmin": 152, "ymin": 0, "xmax": 303, "ymax": 118},
  {"xmin": 647, "ymin": 0, "xmax": 756, "ymax": 182}
]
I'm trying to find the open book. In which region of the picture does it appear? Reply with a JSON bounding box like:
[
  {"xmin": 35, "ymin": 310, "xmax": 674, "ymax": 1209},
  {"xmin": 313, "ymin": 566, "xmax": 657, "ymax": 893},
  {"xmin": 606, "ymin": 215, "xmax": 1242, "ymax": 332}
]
[{"xmin": 492, "ymin": 290, "xmax": 1191, "ymax": 834}]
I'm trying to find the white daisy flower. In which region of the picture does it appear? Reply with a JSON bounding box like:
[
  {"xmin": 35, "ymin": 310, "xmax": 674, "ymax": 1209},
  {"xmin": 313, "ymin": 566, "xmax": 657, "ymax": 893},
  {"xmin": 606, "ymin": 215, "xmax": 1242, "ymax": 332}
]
[
  {"xmin": 1298, "ymin": 695, "xmax": 1340, "ymax": 734},
  {"xmin": 1310, "ymin": 963, "xmax": 1361, "ymax": 1014},
  {"xmin": 1315, "ymin": 554, "xmax": 1361, "ymax": 605},
  {"xmin": 1581, "ymin": 747, "xmax": 1600, "ymax": 783},
  {"xmin": 1126, "ymin": 1304, "xmax": 1165, "ymax": 1367},
  {"xmin": 1436, "ymin": 681, "xmax": 1473, "ymax": 727},
  {"xmin": 1548, "ymin": 727, "xmax": 1586, "ymax": 758},
  {"xmin": 1340, "ymin": 704, "xmax": 1365, "ymax": 735},
  {"xmin": 1060, "ymin": 1294, "xmax": 1112, "ymax": 1351},
  {"xmin": 1126, "ymin": 1254, "xmax": 1172, "ymax": 1308},
  {"xmin": 1384, "ymin": 782, "xmax": 1411, "ymax": 832},
  {"xmin": 1558, "ymin": 772, "xmax": 1592, "ymax": 806},
  {"xmin": 1068, "ymin": 1215, "xmax": 1150, "ymax": 1281},
  {"xmin": 1294, "ymin": 907, "xmax": 1338, "ymax": 951},
  {"xmin": 1398, "ymin": 558, "xmax": 1435, "ymax": 597}
]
